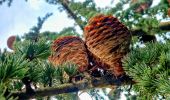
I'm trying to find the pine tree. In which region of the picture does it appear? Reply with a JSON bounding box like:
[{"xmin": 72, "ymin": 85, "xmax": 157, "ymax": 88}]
[{"xmin": 1, "ymin": 0, "xmax": 170, "ymax": 100}]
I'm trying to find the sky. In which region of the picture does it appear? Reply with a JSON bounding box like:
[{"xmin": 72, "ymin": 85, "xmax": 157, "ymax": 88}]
[{"xmin": 0, "ymin": 0, "xmax": 73, "ymax": 49}]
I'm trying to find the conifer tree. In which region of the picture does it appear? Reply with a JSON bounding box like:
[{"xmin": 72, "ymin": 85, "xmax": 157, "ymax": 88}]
[{"xmin": 1, "ymin": 0, "xmax": 170, "ymax": 99}]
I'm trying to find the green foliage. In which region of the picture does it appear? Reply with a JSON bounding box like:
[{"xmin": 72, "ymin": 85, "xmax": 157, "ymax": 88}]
[
  {"xmin": 55, "ymin": 66, "xmax": 64, "ymax": 83},
  {"xmin": 63, "ymin": 62, "xmax": 78, "ymax": 77},
  {"xmin": 40, "ymin": 61, "xmax": 56, "ymax": 86},
  {"xmin": 40, "ymin": 27, "xmax": 80, "ymax": 41},
  {"xmin": 105, "ymin": 0, "xmax": 169, "ymax": 36},
  {"xmin": 59, "ymin": 27, "xmax": 80, "ymax": 37},
  {"xmin": 12, "ymin": 38, "xmax": 51, "ymax": 84},
  {"xmin": 123, "ymin": 42, "xmax": 170, "ymax": 99},
  {"xmin": 40, "ymin": 61, "xmax": 79, "ymax": 86},
  {"xmin": 2, "ymin": 0, "xmax": 170, "ymax": 99},
  {"xmin": 134, "ymin": 17, "xmax": 159, "ymax": 34},
  {"xmin": 14, "ymin": 38, "xmax": 51, "ymax": 60},
  {"xmin": 0, "ymin": 83, "xmax": 7, "ymax": 100},
  {"xmin": 0, "ymin": 50, "xmax": 29, "ymax": 99},
  {"xmin": 55, "ymin": 92, "xmax": 79, "ymax": 100},
  {"xmin": 0, "ymin": 51, "xmax": 29, "ymax": 84},
  {"xmin": 23, "ymin": 13, "xmax": 53, "ymax": 41},
  {"xmin": 54, "ymin": 62, "xmax": 79, "ymax": 83},
  {"xmin": 69, "ymin": 0, "xmax": 99, "ymax": 24}
]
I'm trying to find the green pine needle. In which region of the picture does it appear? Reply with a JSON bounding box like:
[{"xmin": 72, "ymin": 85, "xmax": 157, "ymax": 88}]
[{"xmin": 122, "ymin": 42, "xmax": 170, "ymax": 99}]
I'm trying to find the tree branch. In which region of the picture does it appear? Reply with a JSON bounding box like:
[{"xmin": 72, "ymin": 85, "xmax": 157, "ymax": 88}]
[
  {"xmin": 58, "ymin": 0, "xmax": 84, "ymax": 30},
  {"xmin": 131, "ymin": 21, "xmax": 170, "ymax": 36},
  {"xmin": 159, "ymin": 21, "xmax": 170, "ymax": 31},
  {"xmin": 11, "ymin": 75, "xmax": 132, "ymax": 100}
]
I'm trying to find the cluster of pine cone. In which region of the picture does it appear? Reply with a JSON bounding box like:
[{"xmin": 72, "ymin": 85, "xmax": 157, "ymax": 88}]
[{"xmin": 49, "ymin": 14, "xmax": 131, "ymax": 77}]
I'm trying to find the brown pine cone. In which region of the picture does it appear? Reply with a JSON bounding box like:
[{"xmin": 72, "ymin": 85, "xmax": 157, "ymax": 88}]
[
  {"xmin": 48, "ymin": 36, "xmax": 89, "ymax": 72},
  {"xmin": 84, "ymin": 14, "xmax": 131, "ymax": 77},
  {"xmin": 7, "ymin": 35, "xmax": 16, "ymax": 50}
]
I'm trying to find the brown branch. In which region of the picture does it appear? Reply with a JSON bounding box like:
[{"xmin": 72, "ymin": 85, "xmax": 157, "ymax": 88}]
[
  {"xmin": 159, "ymin": 21, "xmax": 170, "ymax": 31},
  {"xmin": 10, "ymin": 75, "xmax": 132, "ymax": 100},
  {"xmin": 58, "ymin": 0, "xmax": 84, "ymax": 30},
  {"xmin": 131, "ymin": 21, "xmax": 170, "ymax": 36}
]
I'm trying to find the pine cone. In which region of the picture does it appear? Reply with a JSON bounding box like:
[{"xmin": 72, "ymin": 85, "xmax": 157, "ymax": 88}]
[
  {"xmin": 48, "ymin": 36, "xmax": 89, "ymax": 72},
  {"xmin": 7, "ymin": 35, "xmax": 16, "ymax": 50},
  {"xmin": 84, "ymin": 14, "xmax": 131, "ymax": 77}
]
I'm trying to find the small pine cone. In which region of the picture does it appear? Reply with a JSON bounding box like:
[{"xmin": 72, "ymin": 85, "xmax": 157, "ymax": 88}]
[
  {"xmin": 84, "ymin": 14, "xmax": 131, "ymax": 77},
  {"xmin": 48, "ymin": 36, "xmax": 89, "ymax": 72},
  {"xmin": 7, "ymin": 35, "xmax": 16, "ymax": 50}
]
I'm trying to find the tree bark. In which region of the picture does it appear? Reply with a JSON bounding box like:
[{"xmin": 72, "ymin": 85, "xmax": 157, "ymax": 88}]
[
  {"xmin": 11, "ymin": 75, "xmax": 132, "ymax": 100},
  {"xmin": 131, "ymin": 21, "xmax": 170, "ymax": 36},
  {"xmin": 159, "ymin": 21, "xmax": 170, "ymax": 31}
]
